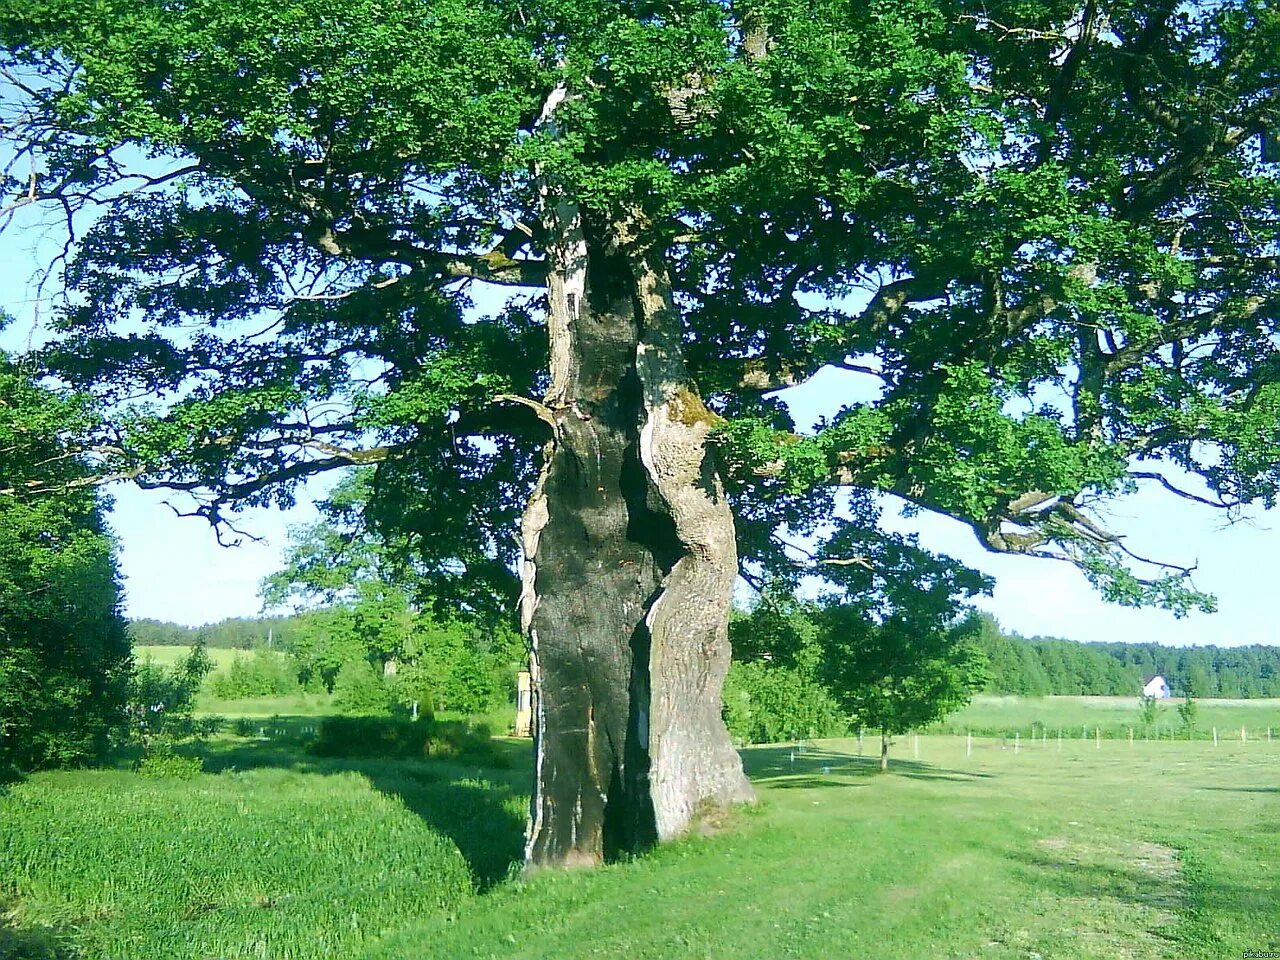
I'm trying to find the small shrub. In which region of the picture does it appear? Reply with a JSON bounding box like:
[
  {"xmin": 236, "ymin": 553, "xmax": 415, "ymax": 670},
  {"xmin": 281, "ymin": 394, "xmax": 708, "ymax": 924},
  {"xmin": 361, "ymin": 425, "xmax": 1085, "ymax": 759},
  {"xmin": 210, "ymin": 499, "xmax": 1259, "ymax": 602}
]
[
  {"xmin": 332, "ymin": 660, "xmax": 393, "ymax": 715},
  {"xmin": 137, "ymin": 744, "xmax": 204, "ymax": 780},
  {"xmin": 426, "ymin": 721, "xmax": 501, "ymax": 764},
  {"xmin": 1139, "ymin": 694, "xmax": 1162, "ymax": 729},
  {"xmin": 208, "ymin": 650, "xmax": 302, "ymax": 699},
  {"xmin": 125, "ymin": 644, "xmax": 213, "ymax": 744},
  {"xmin": 232, "ymin": 717, "xmax": 260, "ymax": 738},
  {"xmin": 1177, "ymin": 695, "xmax": 1199, "ymax": 738},
  {"xmin": 311, "ymin": 716, "xmax": 502, "ymax": 765}
]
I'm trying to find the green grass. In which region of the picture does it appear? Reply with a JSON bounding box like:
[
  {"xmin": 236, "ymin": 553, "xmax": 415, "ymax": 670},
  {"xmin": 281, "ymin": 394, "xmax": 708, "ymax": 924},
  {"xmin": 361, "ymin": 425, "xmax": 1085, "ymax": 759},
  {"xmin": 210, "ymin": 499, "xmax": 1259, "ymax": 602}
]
[
  {"xmin": 2, "ymin": 720, "xmax": 1277, "ymax": 959},
  {"xmin": 132, "ymin": 644, "xmax": 241, "ymax": 671},
  {"xmin": 932, "ymin": 693, "xmax": 1280, "ymax": 741},
  {"xmin": 0, "ymin": 764, "xmax": 476, "ymax": 960},
  {"xmin": 194, "ymin": 692, "xmax": 339, "ymax": 716},
  {"xmin": 367, "ymin": 734, "xmax": 1279, "ymax": 960}
]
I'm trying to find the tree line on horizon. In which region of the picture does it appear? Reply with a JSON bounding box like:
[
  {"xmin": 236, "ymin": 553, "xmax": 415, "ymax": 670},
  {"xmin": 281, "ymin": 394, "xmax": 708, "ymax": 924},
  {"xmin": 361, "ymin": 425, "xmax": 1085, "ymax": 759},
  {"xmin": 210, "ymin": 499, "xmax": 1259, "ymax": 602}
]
[
  {"xmin": 955, "ymin": 613, "xmax": 1280, "ymax": 699},
  {"xmin": 130, "ymin": 608, "xmax": 1280, "ymax": 700},
  {"xmin": 128, "ymin": 616, "xmax": 311, "ymax": 652}
]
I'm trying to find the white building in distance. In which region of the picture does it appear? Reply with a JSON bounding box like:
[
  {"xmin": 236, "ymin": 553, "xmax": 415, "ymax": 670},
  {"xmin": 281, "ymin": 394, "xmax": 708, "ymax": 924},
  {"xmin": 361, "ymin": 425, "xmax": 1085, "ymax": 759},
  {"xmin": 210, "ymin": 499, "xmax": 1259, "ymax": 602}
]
[{"xmin": 1142, "ymin": 675, "xmax": 1172, "ymax": 699}]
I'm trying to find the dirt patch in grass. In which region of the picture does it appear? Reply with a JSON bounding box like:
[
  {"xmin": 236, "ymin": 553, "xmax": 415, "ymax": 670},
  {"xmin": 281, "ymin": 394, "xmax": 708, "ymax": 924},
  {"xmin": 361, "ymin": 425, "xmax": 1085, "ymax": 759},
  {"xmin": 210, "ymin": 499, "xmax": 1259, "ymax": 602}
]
[
  {"xmin": 1035, "ymin": 837, "xmax": 1070, "ymax": 852},
  {"xmin": 1020, "ymin": 836, "xmax": 1185, "ymax": 959}
]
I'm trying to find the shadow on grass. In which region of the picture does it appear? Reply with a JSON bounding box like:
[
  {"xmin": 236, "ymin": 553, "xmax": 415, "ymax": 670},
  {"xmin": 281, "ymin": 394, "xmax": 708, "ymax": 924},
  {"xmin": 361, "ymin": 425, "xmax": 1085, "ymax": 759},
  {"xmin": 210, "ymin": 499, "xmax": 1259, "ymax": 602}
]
[
  {"xmin": 1197, "ymin": 785, "xmax": 1279, "ymax": 794},
  {"xmin": 763, "ymin": 776, "xmax": 873, "ymax": 790},
  {"xmin": 1004, "ymin": 844, "xmax": 1186, "ymax": 949},
  {"xmin": 194, "ymin": 717, "xmax": 530, "ymax": 890},
  {"xmin": 1007, "ymin": 837, "xmax": 1278, "ymax": 952},
  {"xmin": 0, "ymin": 905, "xmax": 75, "ymax": 960},
  {"xmin": 743, "ymin": 746, "xmax": 995, "ymax": 785}
]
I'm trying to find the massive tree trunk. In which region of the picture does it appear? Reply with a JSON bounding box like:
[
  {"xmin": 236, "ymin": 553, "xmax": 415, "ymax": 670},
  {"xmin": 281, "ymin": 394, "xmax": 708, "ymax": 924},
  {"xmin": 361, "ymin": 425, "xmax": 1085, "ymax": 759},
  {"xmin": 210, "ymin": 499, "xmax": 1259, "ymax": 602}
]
[{"xmin": 518, "ymin": 196, "xmax": 754, "ymax": 869}]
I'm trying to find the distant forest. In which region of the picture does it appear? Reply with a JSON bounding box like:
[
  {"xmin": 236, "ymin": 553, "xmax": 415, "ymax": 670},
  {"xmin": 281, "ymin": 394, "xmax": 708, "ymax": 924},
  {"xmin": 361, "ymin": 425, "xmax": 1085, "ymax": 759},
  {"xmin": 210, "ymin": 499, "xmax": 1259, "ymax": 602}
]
[
  {"xmin": 128, "ymin": 616, "xmax": 310, "ymax": 651},
  {"xmin": 969, "ymin": 614, "xmax": 1280, "ymax": 698},
  {"xmin": 128, "ymin": 612, "xmax": 1280, "ymax": 699}
]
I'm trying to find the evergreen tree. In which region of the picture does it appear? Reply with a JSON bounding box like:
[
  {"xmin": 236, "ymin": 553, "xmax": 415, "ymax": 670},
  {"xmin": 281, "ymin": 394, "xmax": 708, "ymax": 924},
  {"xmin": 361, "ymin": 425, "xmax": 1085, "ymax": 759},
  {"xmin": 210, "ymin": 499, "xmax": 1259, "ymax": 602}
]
[{"xmin": 0, "ymin": 349, "xmax": 130, "ymax": 776}]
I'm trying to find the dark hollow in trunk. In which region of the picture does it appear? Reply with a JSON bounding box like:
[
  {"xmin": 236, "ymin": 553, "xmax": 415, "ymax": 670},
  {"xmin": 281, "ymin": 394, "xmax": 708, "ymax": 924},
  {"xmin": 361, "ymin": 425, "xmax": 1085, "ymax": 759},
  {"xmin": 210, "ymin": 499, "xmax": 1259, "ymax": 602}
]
[{"xmin": 520, "ymin": 216, "xmax": 753, "ymax": 869}]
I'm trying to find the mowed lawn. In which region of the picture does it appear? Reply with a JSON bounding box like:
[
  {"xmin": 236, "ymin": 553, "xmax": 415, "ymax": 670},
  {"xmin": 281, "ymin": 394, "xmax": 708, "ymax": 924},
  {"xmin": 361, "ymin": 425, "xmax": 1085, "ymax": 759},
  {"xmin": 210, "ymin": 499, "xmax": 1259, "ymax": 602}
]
[
  {"xmin": 3, "ymin": 720, "xmax": 1276, "ymax": 960},
  {"xmin": 372, "ymin": 735, "xmax": 1279, "ymax": 960}
]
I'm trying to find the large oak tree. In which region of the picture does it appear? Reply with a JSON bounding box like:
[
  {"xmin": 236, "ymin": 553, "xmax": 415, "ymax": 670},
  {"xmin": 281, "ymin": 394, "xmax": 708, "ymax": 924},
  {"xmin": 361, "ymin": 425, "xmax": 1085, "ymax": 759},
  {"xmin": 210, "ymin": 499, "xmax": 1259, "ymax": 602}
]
[{"xmin": 2, "ymin": 0, "xmax": 1278, "ymax": 866}]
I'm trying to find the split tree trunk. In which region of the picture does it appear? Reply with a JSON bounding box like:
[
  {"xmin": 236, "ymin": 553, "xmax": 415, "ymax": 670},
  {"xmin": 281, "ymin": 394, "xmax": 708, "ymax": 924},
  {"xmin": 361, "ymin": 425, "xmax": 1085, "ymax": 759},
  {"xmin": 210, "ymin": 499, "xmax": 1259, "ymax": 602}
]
[{"xmin": 518, "ymin": 199, "xmax": 753, "ymax": 868}]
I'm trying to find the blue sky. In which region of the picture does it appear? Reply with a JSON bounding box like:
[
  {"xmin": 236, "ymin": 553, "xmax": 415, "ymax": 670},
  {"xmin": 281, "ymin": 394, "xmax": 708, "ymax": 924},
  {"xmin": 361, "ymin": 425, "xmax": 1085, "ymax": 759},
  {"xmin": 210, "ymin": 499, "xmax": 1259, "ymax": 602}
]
[{"xmin": 2, "ymin": 211, "xmax": 1275, "ymax": 645}]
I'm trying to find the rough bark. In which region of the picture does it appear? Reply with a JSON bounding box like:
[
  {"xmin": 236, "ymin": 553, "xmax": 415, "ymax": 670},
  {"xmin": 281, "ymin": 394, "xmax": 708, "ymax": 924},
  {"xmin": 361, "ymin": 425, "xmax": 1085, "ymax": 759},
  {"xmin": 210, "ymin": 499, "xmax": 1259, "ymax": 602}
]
[
  {"xmin": 518, "ymin": 192, "xmax": 753, "ymax": 868},
  {"xmin": 880, "ymin": 733, "xmax": 890, "ymax": 773}
]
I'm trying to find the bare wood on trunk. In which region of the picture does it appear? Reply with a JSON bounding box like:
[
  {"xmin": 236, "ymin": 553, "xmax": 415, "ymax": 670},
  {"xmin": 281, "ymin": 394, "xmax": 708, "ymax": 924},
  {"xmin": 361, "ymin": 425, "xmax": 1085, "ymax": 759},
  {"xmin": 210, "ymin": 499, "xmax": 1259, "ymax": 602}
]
[{"xmin": 519, "ymin": 90, "xmax": 752, "ymax": 868}]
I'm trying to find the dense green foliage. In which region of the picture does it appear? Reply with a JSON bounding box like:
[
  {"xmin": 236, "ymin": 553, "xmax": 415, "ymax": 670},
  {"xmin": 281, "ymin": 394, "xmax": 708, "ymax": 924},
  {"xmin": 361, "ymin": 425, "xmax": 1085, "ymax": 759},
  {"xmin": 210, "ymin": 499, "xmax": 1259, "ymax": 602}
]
[
  {"xmin": 310, "ymin": 715, "xmax": 502, "ymax": 764},
  {"xmin": 207, "ymin": 649, "xmax": 304, "ymax": 699},
  {"xmin": 3, "ymin": 0, "xmax": 1279, "ymax": 625},
  {"xmin": 139, "ymin": 608, "xmax": 528, "ymax": 714},
  {"xmin": 271, "ymin": 605, "xmax": 525, "ymax": 714},
  {"xmin": 821, "ymin": 608, "xmax": 988, "ymax": 757},
  {"xmin": 257, "ymin": 473, "xmax": 527, "ymax": 714},
  {"xmin": 126, "ymin": 643, "xmax": 214, "ymax": 743},
  {"xmin": 0, "ymin": 350, "xmax": 130, "ymax": 777},
  {"xmin": 722, "ymin": 661, "xmax": 848, "ymax": 744},
  {"xmin": 142, "ymin": 608, "xmax": 525, "ymax": 720},
  {"xmin": 725, "ymin": 594, "xmax": 986, "ymax": 746},
  {"xmin": 330, "ymin": 659, "xmax": 395, "ymax": 715}
]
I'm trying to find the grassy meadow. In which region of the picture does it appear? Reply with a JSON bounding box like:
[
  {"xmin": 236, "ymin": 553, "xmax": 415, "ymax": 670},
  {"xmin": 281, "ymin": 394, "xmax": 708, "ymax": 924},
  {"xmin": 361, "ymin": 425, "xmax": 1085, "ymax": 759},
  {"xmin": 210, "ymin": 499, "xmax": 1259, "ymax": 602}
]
[
  {"xmin": 937, "ymin": 694, "xmax": 1280, "ymax": 741},
  {"xmin": 132, "ymin": 644, "xmax": 241, "ymax": 671},
  {"xmin": 3, "ymin": 695, "xmax": 1278, "ymax": 960}
]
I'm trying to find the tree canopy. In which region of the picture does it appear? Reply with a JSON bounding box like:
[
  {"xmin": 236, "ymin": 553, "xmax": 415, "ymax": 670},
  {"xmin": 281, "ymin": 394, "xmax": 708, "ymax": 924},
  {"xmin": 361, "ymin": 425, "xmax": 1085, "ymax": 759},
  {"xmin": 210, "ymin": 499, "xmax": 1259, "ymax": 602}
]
[
  {"xmin": 4, "ymin": 0, "xmax": 1280, "ymax": 864},
  {"xmin": 2, "ymin": 0, "xmax": 1277, "ymax": 606}
]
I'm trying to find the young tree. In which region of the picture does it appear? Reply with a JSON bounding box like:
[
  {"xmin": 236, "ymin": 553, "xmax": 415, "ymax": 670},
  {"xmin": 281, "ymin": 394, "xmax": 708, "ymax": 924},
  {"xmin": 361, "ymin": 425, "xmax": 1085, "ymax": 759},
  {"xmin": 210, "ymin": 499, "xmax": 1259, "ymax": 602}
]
[
  {"xmin": 127, "ymin": 641, "xmax": 214, "ymax": 743},
  {"xmin": 4, "ymin": 0, "xmax": 1280, "ymax": 865},
  {"xmin": 0, "ymin": 348, "xmax": 131, "ymax": 776},
  {"xmin": 821, "ymin": 594, "xmax": 989, "ymax": 771},
  {"xmin": 1138, "ymin": 693, "xmax": 1161, "ymax": 730},
  {"xmin": 1176, "ymin": 693, "xmax": 1198, "ymax": 739}
]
